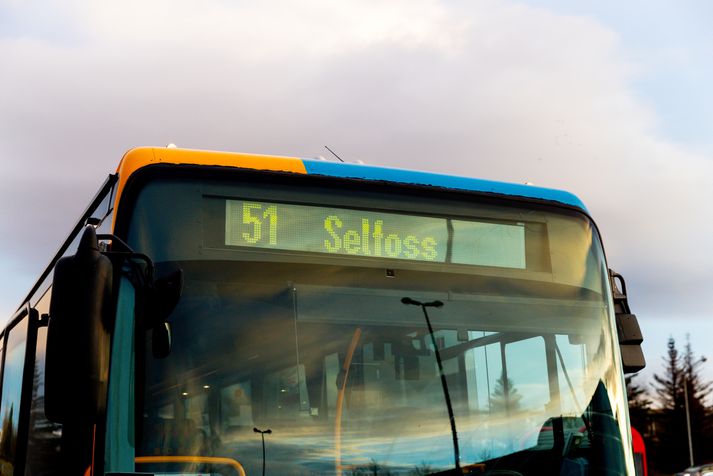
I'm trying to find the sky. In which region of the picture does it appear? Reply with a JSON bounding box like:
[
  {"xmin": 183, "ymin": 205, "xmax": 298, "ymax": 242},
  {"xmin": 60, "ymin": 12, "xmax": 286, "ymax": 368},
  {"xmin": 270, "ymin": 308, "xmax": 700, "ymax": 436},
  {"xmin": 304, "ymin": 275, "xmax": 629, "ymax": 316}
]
[{"xmin": 1, "ymin": 0, "xmax": 712, "ymax": 392}]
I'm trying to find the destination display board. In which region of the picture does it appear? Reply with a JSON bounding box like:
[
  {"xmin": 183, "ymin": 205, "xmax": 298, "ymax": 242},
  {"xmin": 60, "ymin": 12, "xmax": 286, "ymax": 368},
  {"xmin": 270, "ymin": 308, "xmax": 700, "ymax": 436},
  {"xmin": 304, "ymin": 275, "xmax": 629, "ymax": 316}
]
[{"xmin": 225, "ymin": 199, "xmax": 526, "ymax": 268}]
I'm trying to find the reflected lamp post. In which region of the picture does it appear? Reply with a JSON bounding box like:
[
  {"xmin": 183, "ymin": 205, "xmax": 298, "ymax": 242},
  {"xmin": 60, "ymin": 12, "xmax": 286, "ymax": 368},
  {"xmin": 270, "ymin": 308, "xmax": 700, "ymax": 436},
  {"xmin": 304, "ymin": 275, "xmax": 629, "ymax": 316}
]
[{"xmin": 254, "ymin": 427, "xmax": 272, "ymax": 476}]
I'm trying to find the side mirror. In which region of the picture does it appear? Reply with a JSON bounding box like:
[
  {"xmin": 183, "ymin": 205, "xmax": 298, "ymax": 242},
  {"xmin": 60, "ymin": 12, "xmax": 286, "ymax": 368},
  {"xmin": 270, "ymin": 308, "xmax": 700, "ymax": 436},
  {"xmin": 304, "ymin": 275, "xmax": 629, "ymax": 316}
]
[
  {"xmin": 46, "ymin": 225, "xmax": 113, "ymax": 423},
  {"xmin": 609, "ymin": 269, "xmax": 646, "ymax": 373}
]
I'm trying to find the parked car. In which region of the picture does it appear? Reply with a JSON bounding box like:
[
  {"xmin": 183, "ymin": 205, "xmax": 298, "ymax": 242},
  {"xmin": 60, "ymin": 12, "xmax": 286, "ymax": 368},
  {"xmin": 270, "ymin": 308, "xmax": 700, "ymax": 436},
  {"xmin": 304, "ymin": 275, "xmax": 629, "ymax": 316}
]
[{"xmin": 675, "ymin": 463, "xmax": 713, "ymax": 476}]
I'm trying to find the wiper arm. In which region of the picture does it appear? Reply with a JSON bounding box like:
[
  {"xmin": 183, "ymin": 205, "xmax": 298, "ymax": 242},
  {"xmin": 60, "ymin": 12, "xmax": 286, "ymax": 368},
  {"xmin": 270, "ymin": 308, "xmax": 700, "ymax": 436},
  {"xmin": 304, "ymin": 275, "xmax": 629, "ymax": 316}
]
[{"xmin": 402, "ymin": 297, "xmax": 460, "ymax": 472}]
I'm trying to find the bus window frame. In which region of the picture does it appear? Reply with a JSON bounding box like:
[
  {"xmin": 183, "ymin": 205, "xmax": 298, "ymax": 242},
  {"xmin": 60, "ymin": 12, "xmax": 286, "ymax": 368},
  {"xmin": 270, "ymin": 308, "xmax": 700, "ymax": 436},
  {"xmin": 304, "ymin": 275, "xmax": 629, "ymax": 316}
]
[{"xmin": 0, "ymin": 303, "xmax": 40, "ymax": 475}]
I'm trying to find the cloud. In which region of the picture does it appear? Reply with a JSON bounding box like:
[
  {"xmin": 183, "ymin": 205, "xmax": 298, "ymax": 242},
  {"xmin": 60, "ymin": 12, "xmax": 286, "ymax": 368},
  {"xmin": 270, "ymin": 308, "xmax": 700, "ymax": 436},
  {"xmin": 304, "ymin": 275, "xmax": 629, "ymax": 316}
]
[
  {"xmin": 82, "ymin": 0, "xmax": 465, "ymax": 55},
  {"xmin": 1, "ymin": 0, "xmax": 711, "ymax": 326}
]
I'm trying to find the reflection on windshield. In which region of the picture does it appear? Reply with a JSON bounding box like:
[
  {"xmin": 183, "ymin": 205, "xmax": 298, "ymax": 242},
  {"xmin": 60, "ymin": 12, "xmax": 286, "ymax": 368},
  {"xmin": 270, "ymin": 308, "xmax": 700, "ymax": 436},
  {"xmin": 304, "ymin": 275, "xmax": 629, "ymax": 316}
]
[
  {"xmin": 119, "ymin": 179, "xmax": 629, "ymax": 475},
  {"xmin": 133, "ymin": 260, "xmax": 625, "ymax": 476}
]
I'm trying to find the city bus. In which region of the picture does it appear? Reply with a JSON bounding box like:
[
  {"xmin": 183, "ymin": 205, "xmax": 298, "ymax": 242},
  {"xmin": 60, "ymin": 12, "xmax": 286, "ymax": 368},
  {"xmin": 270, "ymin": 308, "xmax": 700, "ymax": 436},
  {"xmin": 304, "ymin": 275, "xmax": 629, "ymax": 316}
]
[{"xmin": 2, "ymin": 146, "xmax": 645, "ymax": 475}]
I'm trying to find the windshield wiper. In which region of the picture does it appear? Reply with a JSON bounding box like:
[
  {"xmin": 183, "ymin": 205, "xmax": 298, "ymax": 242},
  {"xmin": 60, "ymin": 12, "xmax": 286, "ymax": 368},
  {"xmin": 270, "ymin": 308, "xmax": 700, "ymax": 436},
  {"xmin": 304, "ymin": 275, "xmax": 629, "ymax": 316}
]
[{"xmin": 401, "ymin": 297, "xmax": 460, "ymax": 472}]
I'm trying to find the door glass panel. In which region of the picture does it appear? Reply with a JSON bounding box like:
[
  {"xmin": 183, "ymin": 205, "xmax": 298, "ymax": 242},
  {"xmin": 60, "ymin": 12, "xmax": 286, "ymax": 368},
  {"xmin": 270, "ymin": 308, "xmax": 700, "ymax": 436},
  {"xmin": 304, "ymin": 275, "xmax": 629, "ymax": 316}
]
[
  {"xmin": 0, "ymin": 317, "xmax": 28, "ymax": 475},
  {"xmin": 25, "ymin": 325, "xmax": 62, "ymax": 476},
  {"xmin": 105, "ymin": 277, "xmax": 137, "ymax": 472}
]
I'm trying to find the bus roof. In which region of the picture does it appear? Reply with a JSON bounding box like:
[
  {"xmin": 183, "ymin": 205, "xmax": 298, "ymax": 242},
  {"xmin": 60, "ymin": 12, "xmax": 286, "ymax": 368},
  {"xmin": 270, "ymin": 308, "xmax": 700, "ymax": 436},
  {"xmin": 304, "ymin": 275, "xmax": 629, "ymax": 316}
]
[{"xmin": 116, "ymin": 147, "xmax": 587, "ymax": 212}]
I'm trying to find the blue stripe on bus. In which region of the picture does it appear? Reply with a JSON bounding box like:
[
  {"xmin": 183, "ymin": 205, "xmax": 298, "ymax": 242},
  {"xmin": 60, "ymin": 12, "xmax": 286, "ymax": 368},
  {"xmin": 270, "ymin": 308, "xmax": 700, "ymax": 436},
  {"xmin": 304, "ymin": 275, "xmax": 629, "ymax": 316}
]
[{"xmin": 302, "ymin": 160, "xmax": 587, "ymax": 211}]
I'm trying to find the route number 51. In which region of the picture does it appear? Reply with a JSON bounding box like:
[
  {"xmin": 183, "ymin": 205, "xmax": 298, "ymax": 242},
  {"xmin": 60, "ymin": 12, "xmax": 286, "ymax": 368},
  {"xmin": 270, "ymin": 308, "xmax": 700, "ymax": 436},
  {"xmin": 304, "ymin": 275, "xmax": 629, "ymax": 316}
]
[{"xmin": 242, "ymin": 202, "xmax": 278, "ymax": 245}]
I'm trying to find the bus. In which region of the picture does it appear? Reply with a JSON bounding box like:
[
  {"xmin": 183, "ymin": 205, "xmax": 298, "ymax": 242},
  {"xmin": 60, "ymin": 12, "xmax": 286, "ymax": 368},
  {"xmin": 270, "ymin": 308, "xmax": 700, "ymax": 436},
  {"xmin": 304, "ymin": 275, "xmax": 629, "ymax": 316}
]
[{"xmin": 3, "ymin": 146, "xmax": 645, "ymax": 475}]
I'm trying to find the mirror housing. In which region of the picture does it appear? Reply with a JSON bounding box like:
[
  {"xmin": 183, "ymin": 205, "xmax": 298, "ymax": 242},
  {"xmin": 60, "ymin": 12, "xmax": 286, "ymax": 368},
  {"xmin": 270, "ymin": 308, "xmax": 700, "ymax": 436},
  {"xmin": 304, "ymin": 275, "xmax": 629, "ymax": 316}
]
[
  {"xmin": 609, "ymin": 269, "xmax": 646, "ymax": 373},
  {"xmin": 46, "ymin": 225, "xmax": 113, "ymax": 423}
]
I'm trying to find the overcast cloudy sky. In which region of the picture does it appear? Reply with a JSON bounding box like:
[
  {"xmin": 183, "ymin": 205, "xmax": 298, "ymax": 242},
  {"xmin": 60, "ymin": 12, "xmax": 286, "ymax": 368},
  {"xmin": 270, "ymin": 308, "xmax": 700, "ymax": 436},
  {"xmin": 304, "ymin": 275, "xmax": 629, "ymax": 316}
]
[{"xmin": 1, "ymin": 0, "xmax": 712, "ymax": 386}]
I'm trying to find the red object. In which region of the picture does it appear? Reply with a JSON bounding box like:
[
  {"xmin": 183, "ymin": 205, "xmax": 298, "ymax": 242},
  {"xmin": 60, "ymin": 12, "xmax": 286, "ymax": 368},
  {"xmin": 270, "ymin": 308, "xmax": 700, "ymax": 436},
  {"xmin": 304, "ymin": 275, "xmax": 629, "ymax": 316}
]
[{"xmin": 631, "ymin": 427, "xmax": 648, "ymax": 476}]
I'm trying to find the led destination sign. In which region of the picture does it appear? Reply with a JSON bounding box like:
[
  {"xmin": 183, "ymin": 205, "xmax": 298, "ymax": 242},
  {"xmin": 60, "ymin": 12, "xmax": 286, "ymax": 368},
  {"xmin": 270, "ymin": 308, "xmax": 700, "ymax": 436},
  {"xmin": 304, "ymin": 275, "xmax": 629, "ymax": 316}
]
[{"xmin": 225, "ymin": 199, "xmax": 526, "ymax": 268}]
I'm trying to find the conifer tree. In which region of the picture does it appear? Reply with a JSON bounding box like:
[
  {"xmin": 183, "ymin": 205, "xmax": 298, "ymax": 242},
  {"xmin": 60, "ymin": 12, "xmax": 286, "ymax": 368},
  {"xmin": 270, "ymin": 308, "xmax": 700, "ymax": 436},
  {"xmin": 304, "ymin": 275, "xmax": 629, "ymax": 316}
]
[
  {"xmin": 681, "ymin": 337, "xmax": 713, "ymax": 464},
  {"xmin": 652, "ymin": 337, "xmax": 713, "ymax": 473},
  {"xmin": 490, "ymin": 371, "xmax": 522, "ymax": 413},
  {"xmin": 653, "ymin": 338, "xmax": 683, "ymax": 411},
  {"xmin": 0, "ymin": 405, "xmax": 15, "ymax": 460},
  {"xmin": 625, "ymin": 372, "xmax": 650, "ymax": 434},
  {"xmin": 652, "ymin": 337, "xmax": 687, "ymax": 473}
]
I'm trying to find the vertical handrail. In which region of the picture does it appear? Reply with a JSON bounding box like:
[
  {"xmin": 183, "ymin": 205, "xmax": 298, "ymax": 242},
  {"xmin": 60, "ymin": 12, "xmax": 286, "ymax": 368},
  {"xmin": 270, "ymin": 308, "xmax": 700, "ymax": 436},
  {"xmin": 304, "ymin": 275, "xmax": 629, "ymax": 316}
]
[{"xmin": 334, "ymin": 328, "xmax": 362, "ymax": 476}]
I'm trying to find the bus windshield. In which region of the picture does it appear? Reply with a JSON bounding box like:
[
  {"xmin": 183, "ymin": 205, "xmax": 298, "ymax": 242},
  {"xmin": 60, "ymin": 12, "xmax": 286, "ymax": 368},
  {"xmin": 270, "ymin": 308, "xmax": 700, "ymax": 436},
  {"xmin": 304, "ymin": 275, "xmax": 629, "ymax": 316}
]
[{"xmin": 116, "ymin": 176, "xmax": 628, "ymax": 475}]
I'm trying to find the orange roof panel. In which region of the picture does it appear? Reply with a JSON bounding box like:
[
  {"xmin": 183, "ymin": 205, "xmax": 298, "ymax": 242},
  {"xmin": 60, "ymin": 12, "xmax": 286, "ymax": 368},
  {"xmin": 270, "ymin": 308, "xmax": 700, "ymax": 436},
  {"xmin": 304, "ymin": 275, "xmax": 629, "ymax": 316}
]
[{"xmin": 113, "ymin": 147, "xmax": 306, "ymax": 219}]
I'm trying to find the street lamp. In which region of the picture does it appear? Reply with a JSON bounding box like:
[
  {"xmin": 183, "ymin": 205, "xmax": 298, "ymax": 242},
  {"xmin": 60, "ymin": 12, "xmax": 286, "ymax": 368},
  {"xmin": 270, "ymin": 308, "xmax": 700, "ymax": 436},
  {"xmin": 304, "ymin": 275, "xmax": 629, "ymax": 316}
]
[
  {"xmin": 683, "ymin": 355, "xmax": 707, "ymax": 468},
  {"xmin": 684, "ymin": 375, "xmax": 694, "ymax": 467}
]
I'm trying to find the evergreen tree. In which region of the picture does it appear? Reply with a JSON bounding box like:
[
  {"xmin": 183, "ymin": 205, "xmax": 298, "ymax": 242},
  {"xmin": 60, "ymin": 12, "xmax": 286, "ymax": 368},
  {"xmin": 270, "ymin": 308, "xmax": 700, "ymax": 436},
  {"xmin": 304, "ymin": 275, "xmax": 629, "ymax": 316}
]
[
  {"xmin": 652, "ymin": 337, "xmax": 688, "ymax": 473},
  {"xmin": 681, "ymin": 337, "xmax": 713, "ymax": 464},
  {"xmin": 490, "ymin": 371, "xmax": 522, "ymax": 413},
  {"xmin": 652, "ymin": 337, "xmax": 713, "ymax": 473},
  {"xmin": 0, "ymin": 405, "xmax": 15, "ymax": 460},
  {"xmin": 653, "ymin": 338, "xmax": 683, "ymax": 411},
  {"xmin": 625, "ymin": 372, "xmax": 651, "ymax": 435}
]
